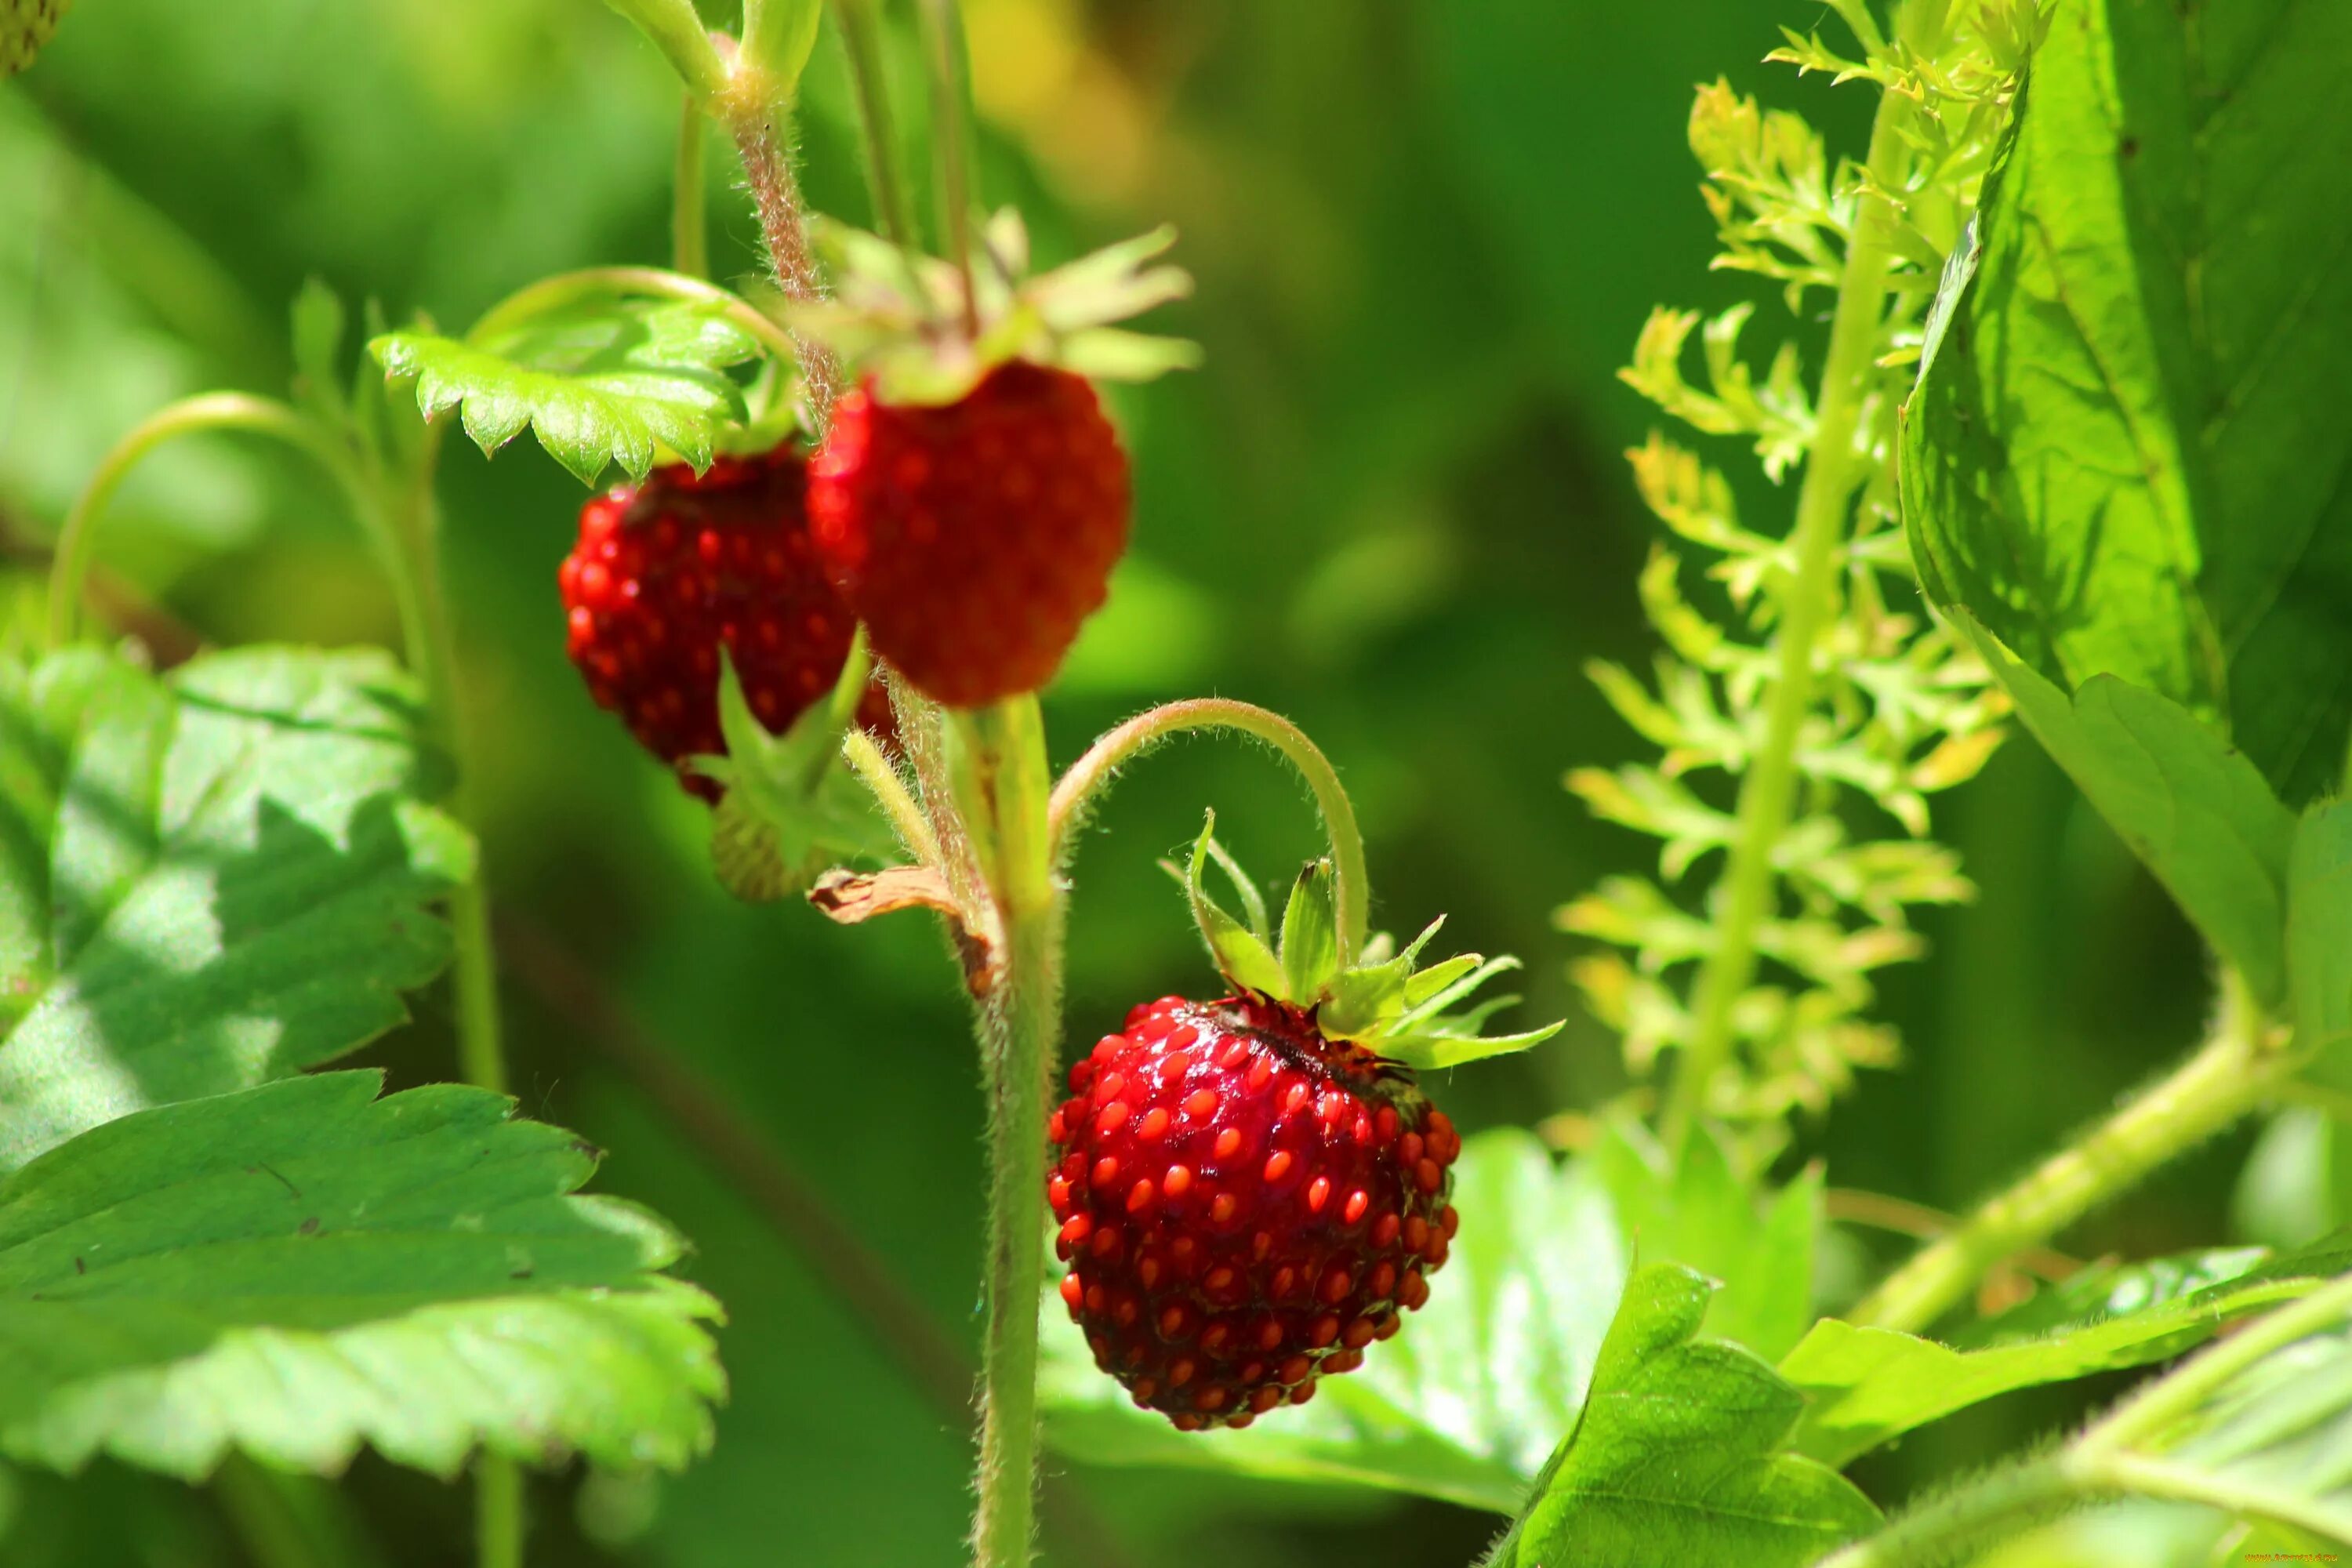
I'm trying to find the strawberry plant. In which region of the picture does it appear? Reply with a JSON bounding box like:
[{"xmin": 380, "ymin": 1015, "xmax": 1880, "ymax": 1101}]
[{"xmin": 4, "ymin": 0, "xmax": 2350, "ymax": 1565}]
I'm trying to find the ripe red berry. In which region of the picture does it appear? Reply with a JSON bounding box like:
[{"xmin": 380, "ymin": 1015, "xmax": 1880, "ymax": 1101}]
[
  {"xmin": 808, "ymin": 361, "xmax": 1130, "ymax": 708},
  {"xmin": 1048, "ymin": 994, "xmax": 1461, "ymax": 1428},
  {"xmin": 559, "ymin": 447, "xmax": 886, "ymax": 800}
]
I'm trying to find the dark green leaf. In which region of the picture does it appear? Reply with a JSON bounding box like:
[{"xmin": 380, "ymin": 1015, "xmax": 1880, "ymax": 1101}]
[
  {"xmin": 1953, "ymin": 613, "xmax": 2296, "ymax": 1005},
  {"xmin": 1484, "ymin": 1263, "xmax": 1878, "ymax": 1567},
  {"xmin": 0, "ymin": 1072, "xmax": 723, "ymax": 1479},
  {"xmin": 1904, "ymin": 0, "xmax": 2352, "ymax": 805},
  {"xmin": 0, "ymin": 647, "xmax": 472, "ymax": 1174},
  {"xmin": 1040, "ymin": 1129, "xmax": 1628, "ymax": 1513},
  {"xmin": 371, "ymin": 296, "xmax": 761, "ymax": 485}
]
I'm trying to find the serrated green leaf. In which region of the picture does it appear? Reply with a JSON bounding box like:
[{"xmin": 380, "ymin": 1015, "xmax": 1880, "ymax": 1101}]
[
  {"xmin": 1040, "ymin": 1129, "xmax": 1628, "ymax": 1514},
  {"xmin": 0, "ymin": 1071, "xmax": 723, "ymax": 1480},
  {"xmin": 2289, "ymin": 801, "xmax": 2352, "ymax": 1065},
  {"xmin": 1903, "ymin": 0, "xmax": 2352, "ymax": 805},
  {"xmin": 1276, "ymin": 858, "xmax": 1338, "ymax": 1001},
  {"xmin": 0, "ymin": 647, "xmax": 473, "ymax": 1175},
  {"xmin": 1483, "ymin": 1262, "xmax": 1879, "ymax": 1567},
  {"xmin": 1953, "ymin": 612, "xmax": 2297, "ymax": 1007},
  {"xmin": 1783, "ymin": 1236, "xmax": 2352, "ymax": 1467},
  {"xmin": 370, "ymin": 296, "xmax": 761, "ymax": 485},
  {"xmin": 1591, "ymin": 1117, "xmax": 1819, "ymax": 1361}
]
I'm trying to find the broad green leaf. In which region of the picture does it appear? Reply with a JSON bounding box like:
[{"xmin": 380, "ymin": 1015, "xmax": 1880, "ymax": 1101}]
[
  {"xmin": 1904, "ymin": 0, "xmax": 2352, "ymax": 806},
  {"xmin": 1954, "ymin": 614, "xmax": 2296, "ymax": 1006},
  {"xmin": 1782, "ymin": 1236, "xmax": 2352, "ymax": 1466},
  {"xmin": 1591, "ymin": 1116, "xmax": 1820, "ymax": 1361},
  {"xmin": 2289, "ymin": 801, "xmax": 2352, "ymax": 1063},
  {"xmin": 1040, "ymin": 1129, "xmax": 1627, "ymax": 1514},
  {"xmin": 0, "ymin": 1072, "xmax": 723, "ymax": 1479},
  {"xmin": 371, "ymin": 295, "xmax": 762, "ymax": 485},
  {"xmin": 0, "ymin": 647, "xmax": 472, "ymax": 1174},
  {"xmin": 1483, "ymin": 1263, "xmax": 1878, "ymax": 1568}
]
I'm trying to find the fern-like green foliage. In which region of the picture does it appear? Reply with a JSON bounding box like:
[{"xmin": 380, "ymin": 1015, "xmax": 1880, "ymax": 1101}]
[{"xmin": 1564, "ymin": 2, "xmax": 2040, "ymax": 1135}]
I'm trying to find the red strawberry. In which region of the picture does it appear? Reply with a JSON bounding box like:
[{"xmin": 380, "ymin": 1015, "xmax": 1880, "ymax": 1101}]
[
  {"xmin": 1047, "ymin": 993, "xmax": 1461, "ymax": 1428},
  {"xmin": 808, "ymin": 361, "xmax": 1130, "ymax": 709},
  {"xmin": 559, "ymin": 447, "xmax": 887, "ymax": 800}
]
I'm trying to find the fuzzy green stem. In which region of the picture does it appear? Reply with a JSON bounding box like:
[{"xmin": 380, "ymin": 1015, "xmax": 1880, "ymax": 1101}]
[
  {"xmin": 600, "ymin": 0, "xmax": 727, "ymax": 102},
  {"xmin": 465, "ymin": 266, "xmax": 799, "ymax": 368},
  {"xmin": 1810, "ymin": 1457, "xmax": 2091, "ymax": 1568},
  {"xmin": 1048, "ymin": 699, "xmax": 1370, "ymax": 964},
  {"xmin": 1662, "ymin": 31, "xmax": 1927, "ymax": 1151},
  {"xmin": 966, "ymin": 695, "xmax": 1058, "ymax": 1568},
  {"xmin": 44, "ymin": 394, "xmax": 426, "ymax": 666},
  {"xmin": 673, "ymin": 100, "xmax": 710, "ymax": 279},
  {"xmin": 844, "ymin": 728, "xmax": 942, "ymax": 868},
  {"xmin": 1851, "ymin": 972, "xmax": 2288, "ymax": 1334},
  {"xmin": 913, "ymin": 0, "xmax": 980, "ymax": 336},
  {"xmin": 831, "ymin": 0, "xmax": 917, "ymax": 246}
]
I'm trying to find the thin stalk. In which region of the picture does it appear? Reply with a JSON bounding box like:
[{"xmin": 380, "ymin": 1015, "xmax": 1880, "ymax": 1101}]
[
  {"xmin": 45, "ymin": 394, "xmax": 425, "ymax": 667},
  {"xmin": 831, "ymin": 0, "xmax": 917, "ymax": 245},
  {"xmin": 1852, "ymin": 973, "xmax": 2289, "ymax": 1334},
  {"xmin": 913, "ymin": 0, "xmax": 978, "ymax": 335},
  {"xmin": 673, "ymin": 100, "xmax": 710, "ymax": 280},
  {"xmin": 465, "ymin": 266, "xmax": 800, "ymax": 368},
  {"xmin": 722, "ymin": 89, "xmax": 844, "ymax": 417},
  {"xmin": 965, "ymin": 696, "xmax": 1058, "ymax": 1568},
  {"xmin": 1662, "ymin": 34, "xmax": 1923, "ymax": 1149},
  {"xmin": 1048, "ymin": 699, "xmax": 1370, "ymax": 964},
  {"xmin": 844, "ymin": 728, "xmax": 942, "ymax": 867},
  {"xmin": 473, "ymin": 1454, "xmax": 524, "ymax": 1568}
]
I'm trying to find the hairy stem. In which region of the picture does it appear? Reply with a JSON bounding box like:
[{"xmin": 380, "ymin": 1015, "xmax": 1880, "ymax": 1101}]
[
  {"xmin": 1812, "ymin": 1457, "xmax": 2092, "ymax": 1568},
  {"xmin": 1048, "ymin": 699, "xmax": 1370, "ymax": 964},
  {"xmin": 673, "ymin": 99, "xmax": 710, "ymax": 279},
  {"xmin": 722, "ymin": 78, "xmax": 844, "ymax": 419},
  {"xmin": 1852, "ymin": 972, "xmax": 2288, "ymax": 1334},
  {"xmin": 1662, "ymin": 24, "xmax": 1924, "ymax": 1149},
  {"xmin": 966, "ymin": 696, "xmax": 1059, "ymax": 1568}
]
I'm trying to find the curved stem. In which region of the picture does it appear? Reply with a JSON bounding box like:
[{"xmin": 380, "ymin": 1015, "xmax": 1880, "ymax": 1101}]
[
  {"xmin": 1661, "ymin": 37, "xmax": 1922, "ymax": 1150},
  {"xmin": 844, "ymin": 729, "xmax": 942, "ymax": 868},
  {"xmin": 465, "ymin": 266, "xmax": 800, "ymax": 370},
  {"xmin": 673, "ymin": 100, "xmax": 710, "ymax": 280},
  {"xmin": 1851, "ymin": 972, "xmax": 2288, "ymax": 1334},
  {"xmin": 45, "ymin": 393, "xmax": 430, "ymax": 668},
  {"xmin": 1049, "ymin": 699, "xmax": 1370, "ymax": 964},
  {"xmin": 966, "ymin": 696, "xmax": 1058, "ymax": 1568}
]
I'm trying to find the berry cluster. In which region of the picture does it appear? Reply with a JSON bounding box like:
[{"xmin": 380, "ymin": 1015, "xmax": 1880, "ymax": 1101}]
[
  {"xmin": 1049, "ymin": 995, "xmax": 1460, "ymax": 1428},
  {"xmin": 559, "ymin": 447, "xmax": 883, "ymax": 800}
]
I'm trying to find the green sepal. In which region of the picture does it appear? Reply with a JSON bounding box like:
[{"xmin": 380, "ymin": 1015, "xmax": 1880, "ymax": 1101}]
[
  {"xmin": 793, "ymin": 210, "xmax": 1199, "ymax": 407},
  {"xmin": 693, "ymin": 644, "xmax": 894, "ymax": 902},
  {"xmin": 1279, "ymin": 858, "xmax": 1341, "ymax": 1000},
  {"xmin": 1171, "ymin": 814, "xmax": 1286, "ymax": 996},
  {"xmin": 1171, "ymin": 823, "xmax": 1559, "ymax": 1069}
]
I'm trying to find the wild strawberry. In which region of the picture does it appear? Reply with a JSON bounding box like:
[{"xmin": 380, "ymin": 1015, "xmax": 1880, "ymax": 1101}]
[
  {"xmin": 808, "ymin": 362, "xmax": 1130, "ymax": 708},
  {"xmin": 559, "ymin": 446, "xmax": 887, "ymax": 800},
  {"xmin": 1050, "ymin": 994, "xmax": 1461, "ymax": 1428},
  {"xmin": 1048, "ymin": 818, "xmax": 1559, "ymax": 1428}
]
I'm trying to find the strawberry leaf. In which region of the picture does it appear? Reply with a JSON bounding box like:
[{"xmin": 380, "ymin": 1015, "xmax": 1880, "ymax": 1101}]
[
  {"xmin": 1482, "ymin": 1263, "xmax": 1879, "ymax": 1567},
  {"xmin": 0, "ymin": 1071, "xmax": 723, "ymax": 1479},
  {"xmin": 370, "ymin": 296, "xmax": 763, "ymax": 485},
  {"xmin": 0, "ymin": 646, "xmax": 472, "ymax": 1175}
]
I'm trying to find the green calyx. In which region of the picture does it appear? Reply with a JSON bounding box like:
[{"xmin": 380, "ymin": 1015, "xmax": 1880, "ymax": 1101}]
[
  {"xmin": 1172, "ymin": 814, "xmax": 1563, "ymax": 1073},
  {"xmin": 699, "ymin": 637, "xmax": 896, "ymax": 901},
  {"xmin": 792, "ymin": 209, "xmax": 1202, "ymax": 405}
]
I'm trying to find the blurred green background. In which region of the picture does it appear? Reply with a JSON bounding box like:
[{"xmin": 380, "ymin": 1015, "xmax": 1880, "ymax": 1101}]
[{"xmin": 0, "ymin": 1, "xmax": 2249, "ymax": 1563}]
